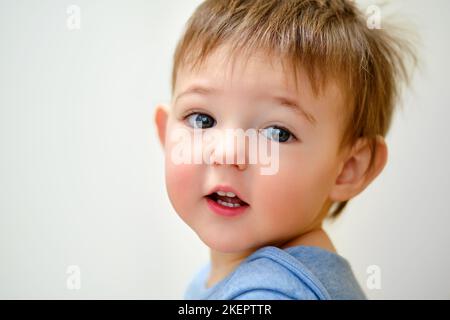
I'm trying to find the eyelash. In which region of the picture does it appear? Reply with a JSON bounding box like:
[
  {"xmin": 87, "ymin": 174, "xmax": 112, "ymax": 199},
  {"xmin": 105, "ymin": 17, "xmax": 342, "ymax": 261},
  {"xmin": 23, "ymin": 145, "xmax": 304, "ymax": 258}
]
[{"xmin": 182, "ymin": 111, "xmax": 298, "ymax": 143}]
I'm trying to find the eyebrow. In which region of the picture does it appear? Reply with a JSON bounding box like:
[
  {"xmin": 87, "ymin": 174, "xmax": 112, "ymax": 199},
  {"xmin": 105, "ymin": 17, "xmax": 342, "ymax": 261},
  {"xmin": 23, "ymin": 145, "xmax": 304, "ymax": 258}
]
[
  {"xmin": 174, "ymin": 84, "xmax": 317, "ymax": 126},
  {"xmin": 174, "ymin": 84, "xmax": 218, "ymax": 104},
  {"xmin": 269, "ymin": 96, "xmax": 317, "ymax": 126}
]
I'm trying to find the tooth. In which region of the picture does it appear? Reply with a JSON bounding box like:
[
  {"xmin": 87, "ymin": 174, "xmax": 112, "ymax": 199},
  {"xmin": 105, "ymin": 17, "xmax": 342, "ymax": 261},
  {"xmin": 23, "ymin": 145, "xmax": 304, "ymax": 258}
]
[
  {"xmin": 226, "ymin": 192, "xmax": 236, "ymax": 197},
  {"xmin": 216, "ymin": 199, "xmax": 242, "ymax": 208},
  {"xmin": 217, "ymin": 191, "xmax": 227, "ymax": 196},
  {"xmin": 217, "ymin": 199, "xmax": 236, "ymax": 208}
]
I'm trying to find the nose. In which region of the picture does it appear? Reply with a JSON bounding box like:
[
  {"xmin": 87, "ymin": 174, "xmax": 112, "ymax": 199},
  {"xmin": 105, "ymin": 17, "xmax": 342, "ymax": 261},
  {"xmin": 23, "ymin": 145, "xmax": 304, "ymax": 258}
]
[{"xmin": 209, "ymin": 129, "xmax": 248, "ymax": 171}]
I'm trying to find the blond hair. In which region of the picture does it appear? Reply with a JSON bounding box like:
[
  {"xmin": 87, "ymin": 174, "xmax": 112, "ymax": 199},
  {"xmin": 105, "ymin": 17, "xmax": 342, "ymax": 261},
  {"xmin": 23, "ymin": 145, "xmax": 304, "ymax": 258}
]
[{"xmin": 170, "ymin": 0, "xmax": 416, "ymax": 218}]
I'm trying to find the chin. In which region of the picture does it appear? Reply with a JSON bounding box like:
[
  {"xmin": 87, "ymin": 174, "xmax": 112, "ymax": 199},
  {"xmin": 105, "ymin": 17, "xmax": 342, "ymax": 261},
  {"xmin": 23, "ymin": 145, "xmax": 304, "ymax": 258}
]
[{"xmin": 197, "ymin": 231, "xmax": 256, "ymax": 254}]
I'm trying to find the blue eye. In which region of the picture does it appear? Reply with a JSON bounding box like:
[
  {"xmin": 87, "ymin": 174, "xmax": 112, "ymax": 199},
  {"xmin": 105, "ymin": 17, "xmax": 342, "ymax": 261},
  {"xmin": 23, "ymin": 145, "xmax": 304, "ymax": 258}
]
[
  {"xmin": 186, "ymin": 113, "xmax": 216, "ymax": 129},
  {"xmin": 261, "ymin": 126, "xmax": 295, "ymax": 143}
]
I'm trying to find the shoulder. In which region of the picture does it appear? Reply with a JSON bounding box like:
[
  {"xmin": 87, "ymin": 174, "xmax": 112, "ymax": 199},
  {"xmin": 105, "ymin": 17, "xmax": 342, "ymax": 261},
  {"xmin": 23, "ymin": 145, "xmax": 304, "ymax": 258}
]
[
  {"xmin": 212, "ymin": 246, "xmax": 331, "ymax": 300},
  {"xmin": 232, "ymin": 289, "xmax": 296, "ymax": 300}
]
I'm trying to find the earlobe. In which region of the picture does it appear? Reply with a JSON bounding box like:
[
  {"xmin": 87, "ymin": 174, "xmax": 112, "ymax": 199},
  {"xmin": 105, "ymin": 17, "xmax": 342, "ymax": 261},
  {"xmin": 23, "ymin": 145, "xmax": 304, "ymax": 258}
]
[
  {"xmin": 154, "ymin": 104, "xmax": 169, "ymax": 148},
  {"xmin": 329, "ymin": 136, "xmax": 388, "ymax": 202}
]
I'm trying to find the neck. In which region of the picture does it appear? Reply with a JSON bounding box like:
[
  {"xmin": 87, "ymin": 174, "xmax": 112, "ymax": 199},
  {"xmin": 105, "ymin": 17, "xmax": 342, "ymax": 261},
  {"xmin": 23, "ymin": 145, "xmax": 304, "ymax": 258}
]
[
  {"xmin": 206, "ymin": 227, "xmax": 335, "ymax": 289},
  {"xmin": 206, "ymin": 248, "xmax": 254, "ymax": 289}
]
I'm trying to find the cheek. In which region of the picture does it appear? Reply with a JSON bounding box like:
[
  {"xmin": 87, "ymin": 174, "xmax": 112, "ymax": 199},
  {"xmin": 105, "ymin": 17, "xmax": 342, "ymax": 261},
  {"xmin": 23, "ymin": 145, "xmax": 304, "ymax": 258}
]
[
  {"xmin": 254, "ymin": 170, "xmax": 315, "ymax": 226},
  {"xmin": 166, "ymin": 162, "xmax": 195, "ymax": 201},
  {"xmin": 253, "ymin": 149, "xmax": 335, "ymax": 228},
  {"xmin": 164, "ymin": 147, "xmax": 201, "ymax": 220}
]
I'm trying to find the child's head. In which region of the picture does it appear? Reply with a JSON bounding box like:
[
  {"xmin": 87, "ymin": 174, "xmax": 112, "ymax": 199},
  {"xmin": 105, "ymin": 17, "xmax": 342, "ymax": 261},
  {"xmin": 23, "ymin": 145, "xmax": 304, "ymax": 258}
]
[{"xmin": 155, "ymin": 0, "xmax": 415, "ymax": 253}]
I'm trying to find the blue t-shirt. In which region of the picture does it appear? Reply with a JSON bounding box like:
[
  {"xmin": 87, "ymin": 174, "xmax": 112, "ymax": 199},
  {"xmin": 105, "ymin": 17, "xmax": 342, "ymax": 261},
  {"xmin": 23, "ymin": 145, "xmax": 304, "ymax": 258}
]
[{"xmin": 184, "ymin": 245, "xmax": 366, "ymax": 300}]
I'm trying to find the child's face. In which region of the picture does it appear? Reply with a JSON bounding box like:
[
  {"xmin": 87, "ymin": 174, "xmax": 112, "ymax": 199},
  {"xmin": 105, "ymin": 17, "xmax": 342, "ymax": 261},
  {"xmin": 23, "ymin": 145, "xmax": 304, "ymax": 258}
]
[{"xmin": 158, "ymin": 45, "xmax": 348, "ymax": 253}]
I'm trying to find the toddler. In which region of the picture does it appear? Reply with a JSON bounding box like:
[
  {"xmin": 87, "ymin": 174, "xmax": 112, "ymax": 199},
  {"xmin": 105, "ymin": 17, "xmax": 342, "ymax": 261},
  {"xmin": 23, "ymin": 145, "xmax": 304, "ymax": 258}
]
[{"xmin": 154, "ymin": 0, "xmax": 415, "ymax": 300}]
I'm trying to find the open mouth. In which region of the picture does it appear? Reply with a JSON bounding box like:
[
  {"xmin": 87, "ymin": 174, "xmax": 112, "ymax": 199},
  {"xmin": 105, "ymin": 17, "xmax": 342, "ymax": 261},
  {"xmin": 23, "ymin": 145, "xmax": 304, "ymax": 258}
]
[{"xmin": 206, "ymin": 191, "xmax": 249, "ymax": 208}]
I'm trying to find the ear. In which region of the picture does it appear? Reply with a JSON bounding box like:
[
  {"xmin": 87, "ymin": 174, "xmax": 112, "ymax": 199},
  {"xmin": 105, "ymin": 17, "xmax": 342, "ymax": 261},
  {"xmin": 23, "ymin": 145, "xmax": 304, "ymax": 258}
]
[
  {"xmin": 329, "ymin": 135, "xmax": 388, "ymax": 202},
  {"xmin": 154, "ymin": 104, "xmax": 169, "ymax": 148}
]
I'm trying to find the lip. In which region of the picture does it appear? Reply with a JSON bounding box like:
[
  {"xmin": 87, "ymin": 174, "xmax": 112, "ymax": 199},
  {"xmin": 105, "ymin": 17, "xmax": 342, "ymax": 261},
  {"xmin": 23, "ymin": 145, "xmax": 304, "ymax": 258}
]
[
  {"xmin": 205, "ymin": 184, "xmax": 249, "ymax": 217},
  {"xmin": 205, "ymin": 197, "xmax": 249, "ymax": 217}
]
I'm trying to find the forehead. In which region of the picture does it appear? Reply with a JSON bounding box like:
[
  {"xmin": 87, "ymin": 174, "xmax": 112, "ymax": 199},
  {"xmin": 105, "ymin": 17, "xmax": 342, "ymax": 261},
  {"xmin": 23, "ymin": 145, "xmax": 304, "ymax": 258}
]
[{"xmin": 175, "ymin": 46, "xmax": 297, "ymax": 98}]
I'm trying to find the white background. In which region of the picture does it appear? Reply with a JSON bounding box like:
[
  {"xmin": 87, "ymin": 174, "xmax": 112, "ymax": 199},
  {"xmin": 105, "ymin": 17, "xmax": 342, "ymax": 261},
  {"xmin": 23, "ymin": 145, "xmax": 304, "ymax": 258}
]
[{"xmin": 0, "ymin": 0, "xmax": 449, "ymax": 299}]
